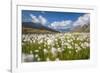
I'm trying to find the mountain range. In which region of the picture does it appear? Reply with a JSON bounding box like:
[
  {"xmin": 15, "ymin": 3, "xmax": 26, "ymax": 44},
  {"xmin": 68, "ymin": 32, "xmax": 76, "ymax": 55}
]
[
  {"xmin": 22, "ymin": 22, "xmax": 90, "ymax": 33},
  {"xmin": 71, "ymin": 24, "xmax": 90, "ymax": 32},
  {"xmin": 22, "ymin": 22, "xmax": 59, "ymax": 33}
]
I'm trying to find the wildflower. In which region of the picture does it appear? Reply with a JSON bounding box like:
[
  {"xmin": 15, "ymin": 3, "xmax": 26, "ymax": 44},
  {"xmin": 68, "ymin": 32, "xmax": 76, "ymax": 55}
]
[
  {"xmin": 57, "ymin": 44, "xmax": 60, "ymax": 47},
  {"xmin": 47, "ymin": 39, "xmax": 52, "ymax": 45},
  {"xmin": 84, "ymin": 42, "xmax": 89, "ymax": 47},
  {"xmin": 75, "ymin": 49, "xmax": 78, "ymax": 53},
  {"xmin": 51, "ymin": 47, "xmax": 57, "ymax": 56},
  {"xmin": 55, "ymin": 38, "xmax": 58, "ymax": 41},
  {"xmin": 37, "ymin": 57, "xmax": 41, "ymax": 61},
  {"xmin": 57, "ymin": 48, "xmax": 62, "ymax": 52},
  {"xmin": 69, "ymin": 51, "xmax": 71, "ymax": 54},
  {"xmin": 30, "ymin": 51, "xmax": 33, "ymax": 54},
  {"xmin": 68, "ymin": 45, "xmax": 72, "ymax": 49},
  {"xmin": 67, "ymin": 39, "xmax": 71, "ymax": 43},
  {"xmin": 77, "ymin": 46, "xmax": 81, "ymax": 51},
  {"xmin": 44, "ymin": 44, "xmax": 46, "ymax": 47},
  {"xmin": 43, "ymin": 49, "xmax": 48, "ymax": 53},
  {"xmin": 46, "ymin": 57, "xmax": 50, "ymax": 61},
  {"xmin": 35, "ymin": 54, "xmax": 38, "ymax": 58},
  {"xmin": 35, "ymin": 50, "xmax": 39, "ymax": 53},
  {"xmin": 39, "ymin": 47, "xmax": 41, "ymax": 49},
  {"xmin": 56, "ymin": 58, "xmax": 59, "ymax": 61}
]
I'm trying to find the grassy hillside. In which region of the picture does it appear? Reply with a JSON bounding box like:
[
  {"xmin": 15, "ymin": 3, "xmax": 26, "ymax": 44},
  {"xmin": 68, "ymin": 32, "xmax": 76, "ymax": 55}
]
[{"xmin": 22, "ymin": 27, "xmax": 58, "ymax": 34}]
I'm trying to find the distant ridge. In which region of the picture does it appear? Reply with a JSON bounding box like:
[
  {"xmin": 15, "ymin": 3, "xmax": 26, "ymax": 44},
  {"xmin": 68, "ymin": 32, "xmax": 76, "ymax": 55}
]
[
  {"xmin": 22, "ymin": 22, "xmax": 59, "ymax": 33},
  {"xmin": 71, "ymin": 24, "xmax": 90, "ymax": 32}
]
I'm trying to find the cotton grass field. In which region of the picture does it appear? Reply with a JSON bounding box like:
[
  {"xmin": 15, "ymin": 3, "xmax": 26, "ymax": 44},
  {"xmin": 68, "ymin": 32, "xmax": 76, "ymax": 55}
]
[{"xmin": 22, "ymin": 33, "xmax": 90, "ymax": 62}]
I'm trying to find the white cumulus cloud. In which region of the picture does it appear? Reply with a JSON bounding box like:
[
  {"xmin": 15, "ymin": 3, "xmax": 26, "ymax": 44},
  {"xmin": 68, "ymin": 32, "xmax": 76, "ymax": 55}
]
[
  {"xmin": 38, "ymin": 15, "xmax": 47, "ymax": 25},
  {"xmin": 30, "ymin": 14, "xmax": 39, "ymax": 23},
  {"xmin": 30, "ymin": 14, "xmax": 47, "ymax": 25},
  {"xmin": 73, "ymin": 14, "xmax": 90, "ymax": 27},
  {"xmin": 49, "ymin": 20, "xmax": 72, "ymax": 29}
]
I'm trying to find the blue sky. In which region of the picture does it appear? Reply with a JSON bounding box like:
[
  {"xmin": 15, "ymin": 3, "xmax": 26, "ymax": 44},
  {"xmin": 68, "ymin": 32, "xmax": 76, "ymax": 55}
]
[
  {"xmin": 22, "ymin": 10, "xmax": 89, "ymax": 32},
  {"xmin": 22, "ymin": 10, "xmax": 85, "ymax": 23}
]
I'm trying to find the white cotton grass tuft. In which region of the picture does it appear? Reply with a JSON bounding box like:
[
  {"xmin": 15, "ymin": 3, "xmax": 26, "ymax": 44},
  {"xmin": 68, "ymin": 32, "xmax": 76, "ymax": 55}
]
[
  {"xmin": 34, "ymin": 50, "xmax": 39, "ymax": 52},
  {"xmin": 69, "ymin": 51, "xmax": 72, "ymax": 54},
  {"xmin": 39, "ymin": 47, "xmax": 41, "ymax": 49},
  {"xmin": 43, "ymin": 49, "xmax": 48, "ymax": 54},
  {"xmin": 35, "ymin": 54, "xmax": 39, "ymax": 58},
  {"xmin": 37, "ymin": 57, "xmax": 41, "ymax": 61},
  {"xmin": 55, "ymin": 58, "xmax": 60, "ymax": 61},
  {"xmin": 47, "ymin": 39, "xmax": 52, "ymax": 45},
  {"xmin": 67, "ymin": 45, "xmax": 72, "ymax": 49},
  {"xmin": 51, "ymin": 47, "xmax": 57, "ymax": 56},
  {"xmin": 44, "ymin": 44, "xmax": 47, "ymax": 47},
  {"xmin": 46, "ymin": 57, "xmax": 50, "ymax": 61},
  {"xmin": 57, "ymin": 48, "xmax": 62, "ymax": 52},
  {"xmin": 22, "ymin": 33, "xmax": 90, "ymax": 61},
  {"xmin": 30, "ymin": 51, "xmax": 33, "ymax": 54}
]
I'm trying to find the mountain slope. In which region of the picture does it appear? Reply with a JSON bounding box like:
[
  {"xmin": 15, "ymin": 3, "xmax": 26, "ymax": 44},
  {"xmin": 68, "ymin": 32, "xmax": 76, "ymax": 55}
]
[
  {"xmin": 71, "ymin": 24, "xmax": 90, "ymax": 32},
  {"xmin": 22, "ymin": 22, "xmax": 59, "ymax": 33}
]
